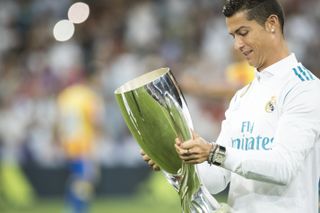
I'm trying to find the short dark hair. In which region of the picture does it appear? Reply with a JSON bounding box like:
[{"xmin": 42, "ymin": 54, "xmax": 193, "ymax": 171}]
[{"xmin": 222, "ymin": 0, "xmax": 285, "ymax": 32}]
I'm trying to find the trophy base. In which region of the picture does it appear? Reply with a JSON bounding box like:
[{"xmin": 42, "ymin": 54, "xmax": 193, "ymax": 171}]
[{"xmin": 163, "ymin": 171, "xmax": 230, "ymax": 213}]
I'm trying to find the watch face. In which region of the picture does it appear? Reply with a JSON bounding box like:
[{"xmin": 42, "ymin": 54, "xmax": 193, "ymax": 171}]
[
  {"xmin": 216, "ymin": 155, "xmax": 224, "ymax": 162},
  {"xmin": 215, "ymin": 155, "xmax": 224, "ymax": 164},
  {"xmin": 213, "ymin": 146, "xmax": 226, "ymax": 165}
]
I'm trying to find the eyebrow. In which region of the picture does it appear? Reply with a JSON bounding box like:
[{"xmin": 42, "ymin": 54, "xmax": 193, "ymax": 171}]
[{"xmin": 229, "ymin": 26, "xmax": 249, "ymax": 36}]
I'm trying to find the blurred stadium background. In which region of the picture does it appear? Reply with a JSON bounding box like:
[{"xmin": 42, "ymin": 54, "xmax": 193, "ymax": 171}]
[{"xmin": 0, "ymin": 0, "xmax": 319, "ymax": 212}]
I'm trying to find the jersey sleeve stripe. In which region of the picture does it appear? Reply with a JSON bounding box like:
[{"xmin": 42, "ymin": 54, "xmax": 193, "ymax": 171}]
[
  {"xmin": 297, "ymin": 66, "xmax": 310, "ymax": 81},
  {"xmin": 301, "ymin": 65, "xmax": 315, "ymax": 80},
  {"xmin": 292, "ymin": 67, "xmax": 305, "ymax": 81}
]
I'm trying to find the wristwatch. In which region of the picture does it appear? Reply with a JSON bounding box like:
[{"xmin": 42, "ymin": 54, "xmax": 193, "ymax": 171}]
[{"xmin": 212, "ymin": 145, "xmax": 226, "ymax": 166}]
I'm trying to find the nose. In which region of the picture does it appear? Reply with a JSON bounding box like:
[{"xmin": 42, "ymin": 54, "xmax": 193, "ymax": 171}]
[{"xmin": 234, "ymin": 36, "xmax": 245, "ymax": 52}]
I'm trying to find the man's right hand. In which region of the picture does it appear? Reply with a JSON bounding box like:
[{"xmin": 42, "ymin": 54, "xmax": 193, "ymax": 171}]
[{"xmin": 140, "ymin": 150, "xmax": 160, "ymax": 171}]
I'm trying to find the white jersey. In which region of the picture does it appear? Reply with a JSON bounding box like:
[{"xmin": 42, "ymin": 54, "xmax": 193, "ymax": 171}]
[{"xmin": 198, "ymin": 54, "xmax": 320, "ymax": 213}]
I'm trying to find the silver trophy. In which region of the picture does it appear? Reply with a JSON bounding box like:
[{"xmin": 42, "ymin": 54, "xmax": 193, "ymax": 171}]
[{"xmin": 114, "ymin": 68, "xmax": 226, "ymax": 213}]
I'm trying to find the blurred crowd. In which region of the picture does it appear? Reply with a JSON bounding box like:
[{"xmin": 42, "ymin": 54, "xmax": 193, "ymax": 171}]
[{"xmin": 0, "ymin": 0, "xmax": 319, "ymax": 170}]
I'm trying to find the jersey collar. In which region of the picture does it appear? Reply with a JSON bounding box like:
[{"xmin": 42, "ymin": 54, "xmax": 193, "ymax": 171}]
[{"xmin": 255, "ymin": 53, "xmax": 298, "ymax": 82}]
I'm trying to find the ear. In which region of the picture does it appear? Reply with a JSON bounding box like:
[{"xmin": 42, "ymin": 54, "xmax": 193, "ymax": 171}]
[{"xmin": 265, "ymin": 14, "xmax": 279, "ymax": 33}]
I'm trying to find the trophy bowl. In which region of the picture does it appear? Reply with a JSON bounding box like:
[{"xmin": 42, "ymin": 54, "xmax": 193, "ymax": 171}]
[
  {"xmin": 114, "ymin": 68, "xmax": 224, "ymax": 213},
  {"xmin": 114, "ymin": 68, "xmax": 190, "ymax": 174}
]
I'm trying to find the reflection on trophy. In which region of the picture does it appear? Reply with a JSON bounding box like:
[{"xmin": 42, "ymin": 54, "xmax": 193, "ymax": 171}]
[{"xmin": 114, "ymin": 68, "xmax": 225, "ymax": 213}]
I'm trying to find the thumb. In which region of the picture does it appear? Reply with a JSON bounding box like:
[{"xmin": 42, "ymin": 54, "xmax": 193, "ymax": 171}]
[{"xmin": 191, "ymin": 129, "xmax": 199, "ymax": 139}]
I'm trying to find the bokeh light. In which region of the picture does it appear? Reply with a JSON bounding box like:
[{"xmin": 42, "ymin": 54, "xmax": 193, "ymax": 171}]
[
  {"xmin": 68, "ymin": 2, "xmax": 90, "ymax": 24},
  {"xmin": 53, "ymin": 19, "xmax": 75, "ymax": 42}
]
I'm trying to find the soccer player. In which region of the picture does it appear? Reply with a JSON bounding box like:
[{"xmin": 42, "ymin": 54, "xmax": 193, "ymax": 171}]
[
  {"xmin": 174, "ymin": 0, "xmax": 320, "ymax": 212},
  {"xmin": 144, "ymin": 0, "xmax": 320, "ymax": 212},
  {"xmin": 57, "ymin": 70, "xmax": 103, "ymax": 213}
]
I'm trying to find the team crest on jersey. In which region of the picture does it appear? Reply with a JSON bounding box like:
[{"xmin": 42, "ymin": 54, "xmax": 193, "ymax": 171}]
[{"xmin": 265, "ymin": 96, "xmax": 276, "ymax": 113}]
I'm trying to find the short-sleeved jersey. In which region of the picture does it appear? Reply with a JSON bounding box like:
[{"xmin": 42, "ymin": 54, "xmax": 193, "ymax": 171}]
[{"xmin": 57, "ymin": 84, "xmax": 102, "ymax": 159}]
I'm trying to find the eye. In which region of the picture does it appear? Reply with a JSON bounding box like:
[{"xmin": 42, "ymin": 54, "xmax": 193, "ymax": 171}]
[{"xmin": 238, "ymin": 30, "xmax": 249, "ymax": 37}]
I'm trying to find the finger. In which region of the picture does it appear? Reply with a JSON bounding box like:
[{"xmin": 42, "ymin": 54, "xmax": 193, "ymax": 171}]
[
  {"xmin": 180, "ymin": 151, "xmax": 199, "ymax": 160},
  {"xmin": 175, "ymin": 144, "xmax": 186, "ymax": 155},
  {"xmin": 180, "ymin": 155, "xmax": 193, "ymax": 160},
  {"xmin": 183, "ymin": 159, "xmax": 200, "ymax": 164},
  {"xmin": 174, "ymin": 144, "xmax": 181, "ymax": 154},
  {"xmin": 180, "ymin": 140, "xmax": 195, "ymax": 149},
  {"xmin": 175, "ymin": 145, "xmax": 191, "ymax": 157},
  {"xmin": 182, "ymin": 149, "xmax": 191, "ymax": 156},
  {"xmin": 181, "ymin": 155, "xmax": 198, "ymax": 162},
  {"xmin": 142, "ymin": 155, "xmax": 151, "ymax": 161},
  {"xmin": 152, "ymin": 164, "xmax": 161, "ymax": 171},
  {"xmin": 183, "ymin": 155, "xmax": 205, "ymax": 164},
  {"xmin": 140, "ymin": 149, "xmax": 145, "ymax": 156},
  {"xmin": 148, "ymin": 159, "xmax": 155, "ymax": 166},
  {"xmin": 175, "ymin": 137, "xmax": 182, "ymax": 146},
  {"xmin": 191, "ymin": 129, "xmax": 199, "ymax": 139}
]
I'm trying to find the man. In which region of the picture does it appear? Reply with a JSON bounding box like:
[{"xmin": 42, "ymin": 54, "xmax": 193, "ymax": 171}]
[
  {"xmin": 57, "ymin": 70, "xmax": 103, "ymax": 213},
  {"xmin": 144, "ymin": 0, "xmax": 320, "ymax": 212}
]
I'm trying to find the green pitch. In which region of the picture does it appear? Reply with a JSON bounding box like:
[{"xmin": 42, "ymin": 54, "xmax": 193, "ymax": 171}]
[
  {"xmin": 3, "ymin": 195, "xmax": 227, "ymax": 213},
  {"xmin": 1, "ymin": 172, "xmax": 227, "ymax": 213},
  {"xmin": 2, "ymin": 197, "xmax": 180, "ymax": 213}
]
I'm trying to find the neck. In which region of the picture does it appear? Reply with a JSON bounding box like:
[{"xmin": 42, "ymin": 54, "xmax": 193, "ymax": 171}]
[{"xmin": 258, "ymin": 38, "xmax": 290, "ymax": 71}]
